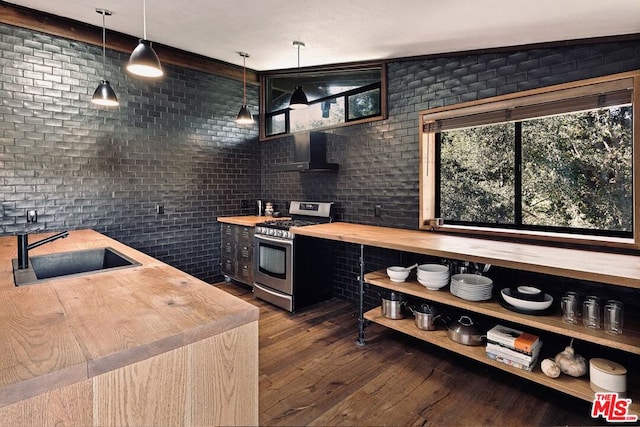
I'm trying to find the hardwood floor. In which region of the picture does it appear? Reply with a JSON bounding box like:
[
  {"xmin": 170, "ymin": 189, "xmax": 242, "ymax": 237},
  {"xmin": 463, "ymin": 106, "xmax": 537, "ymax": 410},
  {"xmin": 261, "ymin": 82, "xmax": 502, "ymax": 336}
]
[{"xmin": 215, "ymin": 282, "xmax": 600, "ymax": 426}]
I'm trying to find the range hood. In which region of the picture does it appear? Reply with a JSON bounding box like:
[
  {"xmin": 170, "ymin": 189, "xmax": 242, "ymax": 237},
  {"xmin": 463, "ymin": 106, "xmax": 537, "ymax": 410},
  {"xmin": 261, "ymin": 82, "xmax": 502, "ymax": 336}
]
[{"xmin": 273, "ymin": 131, "xmax": 339, "ymax": 172}]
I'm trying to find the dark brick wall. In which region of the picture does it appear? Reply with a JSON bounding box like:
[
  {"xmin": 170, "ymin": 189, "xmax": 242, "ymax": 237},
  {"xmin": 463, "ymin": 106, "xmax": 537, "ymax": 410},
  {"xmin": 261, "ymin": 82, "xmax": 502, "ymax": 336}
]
[
  {"xmin": 0, "ymin": 23, "xmax": 260, "ymax": 283},
  {"xmin": 260, "ymin": 39, "xmax": 640, "ymax": 307}
]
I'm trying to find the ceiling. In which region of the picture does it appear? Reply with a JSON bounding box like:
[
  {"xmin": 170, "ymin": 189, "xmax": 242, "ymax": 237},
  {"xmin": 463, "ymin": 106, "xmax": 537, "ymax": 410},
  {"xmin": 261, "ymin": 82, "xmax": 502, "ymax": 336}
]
[{"xmin": 4, "ymin": 0, "xmax": 640, "ymax": 71}]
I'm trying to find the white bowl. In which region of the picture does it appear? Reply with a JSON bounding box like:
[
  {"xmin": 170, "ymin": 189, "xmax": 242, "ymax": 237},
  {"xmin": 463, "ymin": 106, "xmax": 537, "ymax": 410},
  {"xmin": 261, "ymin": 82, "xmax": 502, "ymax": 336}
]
[
  {"xmin": 501, "ymin": 288, "xmax": 553, "ymax": 310},
  {"xmin": 417, "ymin": 264, "xmax": 449, "ymax": 275},
  {"xmin": 517, "ymin": 285, "xmax": 542, "ymax": 295},
  {"xmin": 387, "ymin": 266, "xmax": 410, "ymax": 282},
  {"xmin": 417, "ymin": 277, "xmax": 449, "ymax": 290}
]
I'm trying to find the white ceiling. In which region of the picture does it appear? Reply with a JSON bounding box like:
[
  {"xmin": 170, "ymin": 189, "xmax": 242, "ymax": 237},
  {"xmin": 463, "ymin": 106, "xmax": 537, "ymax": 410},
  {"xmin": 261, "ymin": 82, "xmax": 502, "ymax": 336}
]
[{"xmin": 5, "ymin": 0, "xmax": 640, "ymax": 71}]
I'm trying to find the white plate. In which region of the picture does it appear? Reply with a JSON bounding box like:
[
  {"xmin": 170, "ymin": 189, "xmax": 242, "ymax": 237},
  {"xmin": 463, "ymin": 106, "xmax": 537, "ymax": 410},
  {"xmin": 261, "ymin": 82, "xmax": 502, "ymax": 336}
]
[
  {"xmin": 451, "ymin": 289, "xmax": 492, "ymax": 301},
  {"xmin": 451, "ymin": 274, "xmax": 493, "ymax": 286}
]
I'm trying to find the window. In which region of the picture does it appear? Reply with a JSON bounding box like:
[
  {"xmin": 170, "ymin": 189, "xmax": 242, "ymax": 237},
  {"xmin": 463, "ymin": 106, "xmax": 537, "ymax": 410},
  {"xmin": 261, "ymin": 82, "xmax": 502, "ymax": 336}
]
[
  {"xmin": 420, "ymin": 71, "xmax": 639, "ymax": 249},
  {"xmin": 261, "ymin": 65, "xmax": 386, "ymax": 139}
]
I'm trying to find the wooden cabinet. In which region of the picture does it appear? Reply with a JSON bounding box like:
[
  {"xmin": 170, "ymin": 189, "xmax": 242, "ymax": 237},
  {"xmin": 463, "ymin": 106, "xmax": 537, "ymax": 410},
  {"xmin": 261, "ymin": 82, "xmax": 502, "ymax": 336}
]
[
  {"xmin": 0, "ymin": 322, "xmax": 258, "ymax": 426},
  {"xmin": 221, "ymin": 223, "xmax": 255, "ymax": 285}
]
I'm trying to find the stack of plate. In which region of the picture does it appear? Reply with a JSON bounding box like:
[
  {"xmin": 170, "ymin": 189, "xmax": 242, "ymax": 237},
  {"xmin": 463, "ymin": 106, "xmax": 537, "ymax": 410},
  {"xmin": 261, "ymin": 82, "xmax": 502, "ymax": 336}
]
[
  {"xmin": 416, "ymin": 264, "xmax": 450, "ymax": 290},
  {"xmin": 450, "ymin": 274, "xmax": 493, "ymax": 301}
]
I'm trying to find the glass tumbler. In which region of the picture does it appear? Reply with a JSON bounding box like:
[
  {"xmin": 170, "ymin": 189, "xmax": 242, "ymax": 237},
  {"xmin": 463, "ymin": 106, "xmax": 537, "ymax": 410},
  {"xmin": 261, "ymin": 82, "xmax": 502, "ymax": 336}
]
[
  {"xmin": 582, "ymin": 296, "xmax": 601, "ymax": 329},
  {"xmin": 604, "ymin": 300, "xmax": 624, "ymax": 335},
  {"xmin": 561, "ymin": 292, "xmax": 580, "ymax": 324}
]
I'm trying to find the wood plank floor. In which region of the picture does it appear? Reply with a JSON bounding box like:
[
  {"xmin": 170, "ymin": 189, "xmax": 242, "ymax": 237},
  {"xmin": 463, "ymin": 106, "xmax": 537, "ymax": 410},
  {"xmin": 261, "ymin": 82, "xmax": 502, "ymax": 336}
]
[{"xmin": 215, "ymin": 282, "xmax": 601, "ymax": 426}]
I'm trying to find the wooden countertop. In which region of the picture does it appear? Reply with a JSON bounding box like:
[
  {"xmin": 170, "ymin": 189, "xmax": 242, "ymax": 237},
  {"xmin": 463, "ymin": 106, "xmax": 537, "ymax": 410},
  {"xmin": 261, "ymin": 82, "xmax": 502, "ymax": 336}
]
[
  {"xmin": 0, "ymin": 229, "xmax": 258, "ymax": 408},
  {"xmin": 217, "ymin": 215, "xmax": 291, "ymax": 227},
  {"xmin": 292, "ymin": 222, "xmax": 640, "ymax": 289}
]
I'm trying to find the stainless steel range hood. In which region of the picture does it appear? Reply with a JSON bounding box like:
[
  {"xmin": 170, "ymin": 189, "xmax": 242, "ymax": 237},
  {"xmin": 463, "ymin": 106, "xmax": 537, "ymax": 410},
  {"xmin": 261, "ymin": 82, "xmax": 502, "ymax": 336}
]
[{"xmin": 272, "ymin": 131, "xmax": 339, "ymax": 172}]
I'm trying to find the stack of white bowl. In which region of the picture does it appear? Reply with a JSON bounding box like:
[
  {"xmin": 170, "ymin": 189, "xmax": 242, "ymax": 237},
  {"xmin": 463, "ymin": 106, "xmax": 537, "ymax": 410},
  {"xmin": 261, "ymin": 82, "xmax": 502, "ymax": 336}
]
[
  {"xmin": 450, "ymin": 273, "xmax": 493, "ymax": 301},
  {"xmin": 416, "ymin": 264, "xmax": 450, "ymax": 290}
]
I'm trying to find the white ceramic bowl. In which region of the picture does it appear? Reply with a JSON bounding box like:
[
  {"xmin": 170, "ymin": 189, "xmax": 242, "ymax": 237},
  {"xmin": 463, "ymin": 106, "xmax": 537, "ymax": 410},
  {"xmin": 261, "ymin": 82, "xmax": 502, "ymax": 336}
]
[
  {"xmin": 501, "ymin": 288, "xmax": 553, "ymax": 310},
  {"xmin": 417, "ymin": 264, "xmax": 450, "ymax": 275},
  {"xmin": 517, "ymin": 285, "xmax": 542, "ymax": 295},
  {"xmin": 417, "ymin": 277, "xmax": 449, "ymax": 290},
  {"xmin": 387, "ymin": 266, "xmax": 410, "ymax": 282}
]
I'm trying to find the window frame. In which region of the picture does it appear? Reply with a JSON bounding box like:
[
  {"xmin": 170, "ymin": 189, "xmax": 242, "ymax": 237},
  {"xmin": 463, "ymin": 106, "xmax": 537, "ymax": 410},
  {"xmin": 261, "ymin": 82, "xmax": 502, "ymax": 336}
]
[
  {"xmin": 259, "ymin": 63, "xmax": 387, "ymax": 141},
  {"xmin": 419, "ymin": 71, "xmax": 640, "ymax": 250}
]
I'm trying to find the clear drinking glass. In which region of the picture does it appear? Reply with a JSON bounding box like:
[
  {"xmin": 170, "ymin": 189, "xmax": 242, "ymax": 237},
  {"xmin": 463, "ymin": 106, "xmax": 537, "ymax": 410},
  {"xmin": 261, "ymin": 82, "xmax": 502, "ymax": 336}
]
[
  {"xmin": 582, "ymin": 295, "xmax": 601, "ymax": 329},
  {"xmin": 561, "ymin": 292, "xmax": 580, "ymax": 324},
  {"xmin": 604, "ymin": 300, "xmax": 624, "ymax": 335}
]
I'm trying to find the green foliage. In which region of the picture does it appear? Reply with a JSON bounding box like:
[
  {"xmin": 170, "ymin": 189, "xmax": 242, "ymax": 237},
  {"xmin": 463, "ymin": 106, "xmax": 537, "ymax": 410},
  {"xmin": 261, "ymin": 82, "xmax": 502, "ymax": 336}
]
[
  {"xmin": 440, "ymin": 106, "xmax": 633, "ymax": 233},
  {"xmin": 441, "ymin": 124, "xmax": 515, "ymax": 224}
]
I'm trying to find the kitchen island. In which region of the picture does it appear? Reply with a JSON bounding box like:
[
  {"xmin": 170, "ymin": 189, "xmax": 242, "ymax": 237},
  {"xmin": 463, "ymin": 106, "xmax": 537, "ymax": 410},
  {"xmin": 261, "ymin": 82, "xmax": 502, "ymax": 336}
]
[{"xmin": 0, "ymin": 229, "xmax": 258, "ymax": 426}]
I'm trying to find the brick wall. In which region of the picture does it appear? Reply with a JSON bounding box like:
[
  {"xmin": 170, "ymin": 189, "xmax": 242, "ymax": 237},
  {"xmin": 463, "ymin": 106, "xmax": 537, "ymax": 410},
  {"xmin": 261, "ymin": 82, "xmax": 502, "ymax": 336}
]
[
  {"xmin": 260, "ymin": 39, "xmax": 640, "ymax": 307},
  {"xmin": 0, "ymin": 23, "xmax": 260, "ymax": 283}
]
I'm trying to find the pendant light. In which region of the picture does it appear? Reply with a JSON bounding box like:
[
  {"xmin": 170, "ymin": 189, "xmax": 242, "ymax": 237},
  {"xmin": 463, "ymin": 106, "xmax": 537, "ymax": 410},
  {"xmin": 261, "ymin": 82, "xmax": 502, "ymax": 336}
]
[
  {"xmin": 91, "ymin": 9, "xmax": 118, "ymax": 107},
  {"xmin": 236, "ymin": 52, "xmax": 254, "ymax": 124},
  {"xmin": 127, "ymin": 0, "xmax": 163, "ymax": 78},
  {"xmin": 289, "ymin": 41, "xmax": 308, "ymax": 109}
]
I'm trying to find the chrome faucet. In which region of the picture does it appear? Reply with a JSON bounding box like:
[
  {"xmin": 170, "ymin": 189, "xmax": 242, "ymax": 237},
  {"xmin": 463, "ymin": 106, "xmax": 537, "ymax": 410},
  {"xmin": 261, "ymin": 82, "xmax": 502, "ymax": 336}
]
[{"xmin": 17, "ymin": 231, "xmax": 69, "ymax": 270}]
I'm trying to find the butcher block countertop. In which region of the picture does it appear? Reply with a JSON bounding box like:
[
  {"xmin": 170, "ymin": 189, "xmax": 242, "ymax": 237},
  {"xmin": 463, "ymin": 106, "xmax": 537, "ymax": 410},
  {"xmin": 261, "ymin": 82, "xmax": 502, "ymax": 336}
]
[
  {"xmin": 0, "ymin": 229, "xmax": 258, "ymax": 408},
  {"xmin": 217, "ymin": 215, "xmax": 290, "ymax": 226},
  {"xmin": 291, "ymin": 222, "xmax": 640, "ymax": 289}
]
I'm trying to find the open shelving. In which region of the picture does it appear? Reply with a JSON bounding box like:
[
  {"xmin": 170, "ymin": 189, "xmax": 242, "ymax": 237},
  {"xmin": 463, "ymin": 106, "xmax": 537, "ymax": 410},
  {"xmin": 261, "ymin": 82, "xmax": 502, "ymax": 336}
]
[
  {"xmin": 364, "ymin": 270, "xmax": 640, "ymax": 415},
  {"xmin": 290, "ymin": 222, "xmax": 640, "ymax": 418}
]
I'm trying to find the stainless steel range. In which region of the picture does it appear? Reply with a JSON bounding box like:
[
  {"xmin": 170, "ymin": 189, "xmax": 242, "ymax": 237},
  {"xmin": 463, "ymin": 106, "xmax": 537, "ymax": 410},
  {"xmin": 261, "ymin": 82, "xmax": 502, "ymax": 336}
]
[{"xmin": 253, "ymin": 201, "xmax": 334, "ymax": 312}]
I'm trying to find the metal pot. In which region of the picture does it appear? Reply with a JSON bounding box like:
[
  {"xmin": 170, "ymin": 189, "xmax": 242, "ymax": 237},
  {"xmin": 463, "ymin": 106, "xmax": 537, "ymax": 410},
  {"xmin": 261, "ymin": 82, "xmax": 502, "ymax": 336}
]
[
  {"xmin": 381, "ymin": 291, "xmax": 404, "ymax": 319},
  {"xmin": 409, "ymin": 303, "xmax": 438, "ymax": 331},
  {"xmin": 446, "ymin": 315, "xmax": 485, "ymax": 346}
]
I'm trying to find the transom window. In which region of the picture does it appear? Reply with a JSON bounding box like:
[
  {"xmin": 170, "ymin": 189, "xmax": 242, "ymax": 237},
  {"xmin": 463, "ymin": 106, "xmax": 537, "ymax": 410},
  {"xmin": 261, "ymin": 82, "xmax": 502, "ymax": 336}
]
[
  {"xmin": 261, "ymin": 65, "xmax": 386, "ymax": 139},
  {"xmin": 420, "ymin": 71, "xmax": 639, "ymax": 249}
]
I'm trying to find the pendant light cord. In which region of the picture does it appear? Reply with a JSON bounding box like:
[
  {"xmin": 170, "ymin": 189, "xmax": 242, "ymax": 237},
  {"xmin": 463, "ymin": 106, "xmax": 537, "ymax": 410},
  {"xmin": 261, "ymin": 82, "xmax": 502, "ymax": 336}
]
[
  {"xmin": 242, "ymin": 55, "xmax": 247, "ymax": 105},
  {"xmin": 101, "ymin": 11, "xmax": 106, "ymax": 73},
  {"xmin": 296, "ymin": 43, "xmax": 301, "ymax": 84},
  {"xmin": 142, "ymin": 0, "xmax": 147, "ymax": 40}
]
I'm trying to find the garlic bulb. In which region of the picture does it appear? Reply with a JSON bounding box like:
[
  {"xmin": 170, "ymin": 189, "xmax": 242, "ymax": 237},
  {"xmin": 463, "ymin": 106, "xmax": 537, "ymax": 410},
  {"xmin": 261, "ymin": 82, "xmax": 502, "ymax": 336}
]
[
  {"xmin": 541, "ymin": 358, "xmax": 561, "ymax": 378},
  {"xmin": 554, "ymin": 345, "xmax": 587, "ymax": 377}
]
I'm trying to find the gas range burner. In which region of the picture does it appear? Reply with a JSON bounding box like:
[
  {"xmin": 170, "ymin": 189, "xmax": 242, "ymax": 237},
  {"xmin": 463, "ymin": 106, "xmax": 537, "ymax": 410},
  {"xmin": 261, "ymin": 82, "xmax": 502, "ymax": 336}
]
[
  {"xmin": 254, "ymin": 201, "xmax": 333, "ymax": 240},
  {"xmin": 255, "ymin": 220, "xmax": 323, "ymax": 239},
  {"xmin": 257, "ymin": 219, "xmax": 320, "ymax": 230}
]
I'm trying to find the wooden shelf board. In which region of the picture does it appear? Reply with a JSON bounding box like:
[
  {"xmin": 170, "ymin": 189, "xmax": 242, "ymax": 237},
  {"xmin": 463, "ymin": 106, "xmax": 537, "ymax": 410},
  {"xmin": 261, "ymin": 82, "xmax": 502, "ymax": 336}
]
[
  {"xmin": 365, "ymin": 270, "xmax": 640, "ymax": 356},
  {"xmin": 365, "ymin": 308, "xmax": 640, "ymax": 416},
  {"xmin": 292, "ymin": 222, "xmax": 640, "ymax": 289}
]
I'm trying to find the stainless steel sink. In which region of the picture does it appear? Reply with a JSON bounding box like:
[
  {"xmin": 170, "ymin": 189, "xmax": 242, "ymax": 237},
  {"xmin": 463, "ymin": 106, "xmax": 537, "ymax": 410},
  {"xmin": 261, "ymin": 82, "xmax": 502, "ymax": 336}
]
[{"xmin": 12, "ymin": 247, "xmax": 141, "ymax": 286}]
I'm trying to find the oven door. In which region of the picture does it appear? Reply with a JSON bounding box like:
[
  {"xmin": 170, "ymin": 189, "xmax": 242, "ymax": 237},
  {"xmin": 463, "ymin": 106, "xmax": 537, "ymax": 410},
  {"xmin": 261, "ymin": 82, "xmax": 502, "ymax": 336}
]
[{"xmin": 253, "ymin": 234, "xmax": 293, "ymax": 295}]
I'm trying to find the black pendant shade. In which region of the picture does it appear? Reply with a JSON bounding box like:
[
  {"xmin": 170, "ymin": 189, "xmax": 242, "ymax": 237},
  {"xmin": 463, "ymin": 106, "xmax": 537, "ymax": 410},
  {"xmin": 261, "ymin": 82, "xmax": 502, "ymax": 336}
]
[
  {"xmin": 289, "ymin": 41, "xmax": 308, "ymax": 109},
  {"xmin": 236, "ymin": 104, "xmax": 253, "ymax": 124},
  {"xmin": 127, "ymin": 39, "xmax": 163, "ymax": 77},
  {"xmin": 289, "ymin": 86, "xmax": 309, "ymax": 110},
  {"xmin": 91, "ymin": 8, "xmax": 119, "ymax": 107},
  {"xmin": 235, "ymin": 52, "xmax": 254, "ymax": 124},
  {"xmin": 92, "ymin": 80, "xmax": 119, "ymax": 106}
]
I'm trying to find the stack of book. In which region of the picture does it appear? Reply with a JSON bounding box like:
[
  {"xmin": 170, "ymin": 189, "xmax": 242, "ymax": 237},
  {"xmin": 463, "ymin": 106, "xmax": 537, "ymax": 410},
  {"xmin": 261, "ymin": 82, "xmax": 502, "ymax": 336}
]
[{"xmin": 486, "ymin": 324, "xmax": 541, "ymax": 371}]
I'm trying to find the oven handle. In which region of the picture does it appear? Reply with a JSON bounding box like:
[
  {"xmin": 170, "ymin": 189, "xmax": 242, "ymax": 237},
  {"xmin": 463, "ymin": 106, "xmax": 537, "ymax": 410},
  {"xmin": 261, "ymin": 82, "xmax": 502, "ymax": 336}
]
[{"xmin": 254, "ymin": 234, "xmax": 294, "ymax": 248}]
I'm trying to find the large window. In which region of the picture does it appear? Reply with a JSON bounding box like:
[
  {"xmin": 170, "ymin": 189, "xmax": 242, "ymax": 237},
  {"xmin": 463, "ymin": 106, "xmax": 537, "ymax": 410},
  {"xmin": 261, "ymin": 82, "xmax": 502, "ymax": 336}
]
[
  {"xmin": 420, "ymin": 72, "xmax": 639, "ymax": 249},
  {"xmin": 261, "ymin": 65, "xmax": 385, "ymax": 139}
]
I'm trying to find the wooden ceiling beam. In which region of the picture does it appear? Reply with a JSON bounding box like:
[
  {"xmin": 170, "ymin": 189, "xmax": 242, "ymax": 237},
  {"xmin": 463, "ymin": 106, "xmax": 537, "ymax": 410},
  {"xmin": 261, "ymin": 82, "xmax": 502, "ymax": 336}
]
[{"xmin": 0, "ymin": 2, "xmax": 258, "ymax": 84}]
